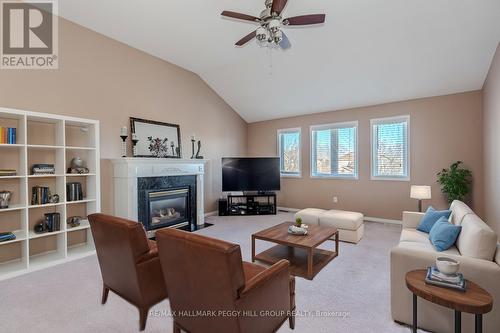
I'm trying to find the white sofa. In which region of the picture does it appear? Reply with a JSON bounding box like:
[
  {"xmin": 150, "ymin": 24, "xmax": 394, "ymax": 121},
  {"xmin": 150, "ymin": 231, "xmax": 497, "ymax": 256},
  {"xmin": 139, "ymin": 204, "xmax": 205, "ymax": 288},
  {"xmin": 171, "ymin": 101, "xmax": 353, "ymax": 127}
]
[
  {"xmin": 294, "ymin": 208, "xmax": 364, "ymax": 243},
  {"xmin": 390, "ymin": 200, "xmax": 500, "ymax": 333}
]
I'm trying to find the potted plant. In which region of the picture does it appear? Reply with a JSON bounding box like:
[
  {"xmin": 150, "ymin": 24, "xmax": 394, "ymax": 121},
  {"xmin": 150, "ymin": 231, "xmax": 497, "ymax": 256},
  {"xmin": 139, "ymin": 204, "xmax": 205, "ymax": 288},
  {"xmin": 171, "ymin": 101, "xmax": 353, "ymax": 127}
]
[
  {"xmin": 437, "ymin": 161, "xmax": 472, "ymax": 203},
  {"xmin": 295, "ymin": 217, "xmax": 302, "ymax": 227}
]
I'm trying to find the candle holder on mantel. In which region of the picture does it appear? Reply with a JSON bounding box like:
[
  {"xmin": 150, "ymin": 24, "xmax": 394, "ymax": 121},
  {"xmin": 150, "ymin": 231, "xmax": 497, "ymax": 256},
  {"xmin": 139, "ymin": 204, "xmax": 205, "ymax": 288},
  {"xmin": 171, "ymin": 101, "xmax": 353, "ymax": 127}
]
[
  {"xmin": 132, "ymin": 138, "xmax": 139, "ymax": 157},
  {"xmin": 190, "ymin": 136, "xmax": 196, "ymax": 159},
  {"xmin": 120, "ymin": 135, "xmax": 128, "ymax": 157}
]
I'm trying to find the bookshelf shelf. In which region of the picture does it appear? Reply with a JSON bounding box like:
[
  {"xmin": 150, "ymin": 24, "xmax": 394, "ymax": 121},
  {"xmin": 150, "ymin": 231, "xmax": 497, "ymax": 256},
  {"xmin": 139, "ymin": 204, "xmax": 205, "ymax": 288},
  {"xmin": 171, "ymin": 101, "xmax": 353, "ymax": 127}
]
[
  {"xmin": 0, "ymin": 143, "xmax": 24, "ymax": 148},
  {"xmin": 28, "ymin": 174, "xmax": 64, "ymax": 178},
  {"xmin": 29, "ymin": 250, "xmax": 66, "ymax": 269},
  {"xmin": 0, "ymin": 258, "xmax": 26, "ymax": 275},
  {"xmin": 28, "ymin": 202, "xmax": 65, "ymax": 209},
  {"xmin": 0, "ymin": 204, "xmax": 26, "ymax": 212},
  {"xmin": 28, "ymin": 230, "xmax": 65, "ymax": 240},
  {"xmin": 67, "ymin": 219, "xmax": 90, "ymax": 232},
  {"xmin": 0, "ymin": 107, "xmax": 100, "ymax": 281},
  {"xmin": 26, "ymin": 144, "xmax": 64, "ymax": 149},
  {"xmin": 0, "ymin": 230, "xmax": 26, "ymax": 245},
  {"xmin": 66, "ymin": 146, "xmax": 96, "ymax": 151},
  {"xmin": 66, "ymin": 198, "xmax": 95, "ymax": 205}
]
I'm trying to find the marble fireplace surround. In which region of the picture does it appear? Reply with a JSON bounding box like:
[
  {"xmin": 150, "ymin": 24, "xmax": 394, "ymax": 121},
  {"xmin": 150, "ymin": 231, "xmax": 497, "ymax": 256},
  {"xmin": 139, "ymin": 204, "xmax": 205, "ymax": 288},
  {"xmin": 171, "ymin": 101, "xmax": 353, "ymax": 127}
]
[{"xmin": 110, "ymin": 158, "xmax": 207, "ymax": 234}]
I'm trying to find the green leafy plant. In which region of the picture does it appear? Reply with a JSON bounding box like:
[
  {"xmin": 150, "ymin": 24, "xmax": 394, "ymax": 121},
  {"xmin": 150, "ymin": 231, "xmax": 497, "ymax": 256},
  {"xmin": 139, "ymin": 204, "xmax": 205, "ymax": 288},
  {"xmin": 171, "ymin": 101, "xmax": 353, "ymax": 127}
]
[
  {"xmin": 295, "ymin": 217, "xmax": 302, "ymax": 227},
  {"xmin": 437, "ymin": 161, "xmax": 472, "ymax": 203}
]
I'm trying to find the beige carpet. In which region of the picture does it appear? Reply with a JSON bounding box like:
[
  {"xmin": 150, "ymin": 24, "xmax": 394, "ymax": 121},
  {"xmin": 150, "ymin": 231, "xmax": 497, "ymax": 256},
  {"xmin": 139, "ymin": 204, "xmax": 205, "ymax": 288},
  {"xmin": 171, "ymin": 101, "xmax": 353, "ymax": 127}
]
[{"xmin": 0, "ymin": 213, "xmax": 420, "ymax": 332}]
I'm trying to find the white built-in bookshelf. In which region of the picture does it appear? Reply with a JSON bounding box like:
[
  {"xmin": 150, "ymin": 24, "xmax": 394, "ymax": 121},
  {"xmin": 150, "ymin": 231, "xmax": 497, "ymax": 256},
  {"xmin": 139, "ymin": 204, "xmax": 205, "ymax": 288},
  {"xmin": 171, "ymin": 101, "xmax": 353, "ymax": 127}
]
[{"xmin": 0, "ymin": 107, "xmax": 100, "ymax": 281}]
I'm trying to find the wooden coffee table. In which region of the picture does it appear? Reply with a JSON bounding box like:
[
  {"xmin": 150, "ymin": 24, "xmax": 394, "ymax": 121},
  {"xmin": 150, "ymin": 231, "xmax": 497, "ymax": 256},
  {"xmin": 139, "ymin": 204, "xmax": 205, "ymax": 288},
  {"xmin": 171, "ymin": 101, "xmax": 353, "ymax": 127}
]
[
  {"xmin": 252, "ymin": 222, "xmax": 339, "ymax": 280},
  {"xmin": 406, "ymin": 270, "xmax": 493, "ymax": 333}
]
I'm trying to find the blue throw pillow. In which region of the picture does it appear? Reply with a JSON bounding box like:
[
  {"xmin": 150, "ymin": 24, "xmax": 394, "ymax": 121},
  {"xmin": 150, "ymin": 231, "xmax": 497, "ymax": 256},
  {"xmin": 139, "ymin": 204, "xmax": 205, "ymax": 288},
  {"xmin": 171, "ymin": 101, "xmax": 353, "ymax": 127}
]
[
  {"xmin": 429, "ymin": 217, "xmax": 462, "ymax": 252},
  {"xmin": 417, "ymin": 206, "xmax": 452, "ymax": 233}
]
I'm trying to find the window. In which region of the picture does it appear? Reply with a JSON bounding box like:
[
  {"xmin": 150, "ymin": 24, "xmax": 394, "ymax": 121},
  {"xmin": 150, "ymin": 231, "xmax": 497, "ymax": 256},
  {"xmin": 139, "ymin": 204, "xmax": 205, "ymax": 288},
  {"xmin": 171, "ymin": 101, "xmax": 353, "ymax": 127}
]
[
  {"xmin": 277, "ymin": 128, "xmax": 301, "ymax": 177},
  {"xmin": 371, "ymin": 115, "xmax": 410, "ymax": 180},
  {"xmin": 311, "ymin": 121, "xmax": 358, "ymax": 179}
]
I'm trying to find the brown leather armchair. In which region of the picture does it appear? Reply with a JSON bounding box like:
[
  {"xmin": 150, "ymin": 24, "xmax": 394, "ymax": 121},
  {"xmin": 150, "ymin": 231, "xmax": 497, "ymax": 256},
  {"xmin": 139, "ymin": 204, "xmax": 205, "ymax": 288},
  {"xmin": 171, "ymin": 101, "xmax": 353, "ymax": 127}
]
[
  {"xmin": 88, "ymin": 213, "xmax": 168, "ymax": 331},
  {"xmin": 156, "ymin": 228, "xmax": 295, "ymax": 333}
]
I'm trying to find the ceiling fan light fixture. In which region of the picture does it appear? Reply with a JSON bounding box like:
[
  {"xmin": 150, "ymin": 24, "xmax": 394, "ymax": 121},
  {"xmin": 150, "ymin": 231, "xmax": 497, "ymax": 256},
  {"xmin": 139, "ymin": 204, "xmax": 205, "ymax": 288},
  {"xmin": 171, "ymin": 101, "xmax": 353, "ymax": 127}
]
[
  {"xmin": 268, "ymin": 19, "xmax": 281, "ymax": 33},
  {"xmin": 272, "ymin": 30, "xmax": 283, "ymax": 44},
  {"xmin": 256, "ymin": 27, "xmax": 269, "ymax": 43}
]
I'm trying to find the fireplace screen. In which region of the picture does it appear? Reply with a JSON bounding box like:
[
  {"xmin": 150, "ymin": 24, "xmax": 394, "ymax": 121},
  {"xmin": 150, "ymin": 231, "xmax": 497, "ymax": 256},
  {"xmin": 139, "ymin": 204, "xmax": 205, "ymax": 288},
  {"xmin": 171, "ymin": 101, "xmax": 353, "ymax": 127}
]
[{"xmin": 148, "ymin": 188, "xmax": 189, "ymax": 229}]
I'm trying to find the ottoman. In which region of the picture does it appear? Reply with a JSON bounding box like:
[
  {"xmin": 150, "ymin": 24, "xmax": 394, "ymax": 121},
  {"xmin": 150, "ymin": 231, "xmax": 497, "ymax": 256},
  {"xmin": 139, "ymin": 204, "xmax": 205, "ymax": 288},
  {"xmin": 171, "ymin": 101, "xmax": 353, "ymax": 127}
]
[
  {"xmin": 319, "ymin": 210, "xmax": 364, "ymax": 243},
  {"xmin": 294, "ymin": 208, "xmax": 364, "ymax": 243},
  {"xmin": 294, "ymin": 208, "xmax": 326, "ymax": 225}
]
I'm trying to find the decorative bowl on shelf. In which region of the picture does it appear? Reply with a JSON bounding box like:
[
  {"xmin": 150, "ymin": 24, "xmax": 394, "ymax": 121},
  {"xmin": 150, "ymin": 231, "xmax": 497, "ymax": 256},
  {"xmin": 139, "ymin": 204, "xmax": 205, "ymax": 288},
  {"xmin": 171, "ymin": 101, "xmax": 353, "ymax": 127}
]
[
  {"xmin": 288, "ymin": 225, "xmax": 308, "ymax": 235},
  {"xmin": 436, "ymin": 257, "xmax": 460, "ymax": 275}
]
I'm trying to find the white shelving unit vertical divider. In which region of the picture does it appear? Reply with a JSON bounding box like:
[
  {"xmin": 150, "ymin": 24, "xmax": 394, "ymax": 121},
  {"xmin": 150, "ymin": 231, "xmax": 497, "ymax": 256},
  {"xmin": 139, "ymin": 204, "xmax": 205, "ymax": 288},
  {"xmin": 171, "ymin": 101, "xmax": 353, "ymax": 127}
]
[
  {"xmin": 59, "ymin": 119, "xmax": 67, "ymax": 259},
  {"xmin": 0, "ymin": 108, "xmax": 100, "ymax": 281},
  {"xmin": 21, "ymin": 114, "xmax": 29, "ymax": 270}
]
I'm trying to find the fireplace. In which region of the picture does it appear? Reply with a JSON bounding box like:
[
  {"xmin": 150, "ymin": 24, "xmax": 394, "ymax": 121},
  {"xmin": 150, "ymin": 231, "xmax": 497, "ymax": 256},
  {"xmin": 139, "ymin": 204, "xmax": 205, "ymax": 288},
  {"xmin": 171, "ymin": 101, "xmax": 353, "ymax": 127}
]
[
  {"xmin": 147, "ymin": 187, "xmax": 190, "ymax": 230},
  {"xmin": 111, "ymin": 158, "xmax": 206, "ymax": 237},
  {"xmin": 137, "ymin": 175, "xmax": 197, "ymax": 232}
]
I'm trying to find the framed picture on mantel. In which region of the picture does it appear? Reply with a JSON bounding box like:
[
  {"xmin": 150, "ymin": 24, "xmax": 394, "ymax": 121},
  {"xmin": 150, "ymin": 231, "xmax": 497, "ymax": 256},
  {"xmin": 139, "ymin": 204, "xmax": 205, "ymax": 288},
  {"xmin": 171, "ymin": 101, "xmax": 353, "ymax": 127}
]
[{"xmin": 130, "ymin": 117, "xmax": 181, "ymax": 158}]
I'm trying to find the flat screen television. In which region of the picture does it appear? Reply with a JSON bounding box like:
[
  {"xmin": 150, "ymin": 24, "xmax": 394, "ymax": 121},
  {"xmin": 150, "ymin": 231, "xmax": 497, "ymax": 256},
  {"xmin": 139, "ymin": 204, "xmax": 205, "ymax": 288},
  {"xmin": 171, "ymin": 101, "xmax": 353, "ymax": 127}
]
[{"xmin": 222, "ymin": 157, "xmax": 280, "ymax": 192}]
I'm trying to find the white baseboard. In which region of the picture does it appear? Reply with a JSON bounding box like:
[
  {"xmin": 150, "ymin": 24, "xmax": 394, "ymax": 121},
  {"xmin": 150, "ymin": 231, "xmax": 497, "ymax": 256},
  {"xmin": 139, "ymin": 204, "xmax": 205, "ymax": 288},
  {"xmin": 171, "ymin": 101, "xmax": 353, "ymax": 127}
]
[
  {"xmin": 364, "ymin": 216, "xmax": 402, "ymax": 225},
  {"xmin": 277, "ymin": 206, "xmax": 300, "ymax": 213},
  {"xmin": 276, "ymin": 206, "xmax": 402, "ymax": 225},
  {"xmin": 204, "ymin": 211, "xmax": 218, "ymax": 217}
]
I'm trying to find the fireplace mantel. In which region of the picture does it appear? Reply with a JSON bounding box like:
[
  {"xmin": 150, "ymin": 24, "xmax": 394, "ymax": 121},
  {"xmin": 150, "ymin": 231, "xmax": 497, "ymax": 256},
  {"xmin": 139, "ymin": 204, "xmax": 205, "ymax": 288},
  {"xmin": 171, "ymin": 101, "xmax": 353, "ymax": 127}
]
[{"xmin": 110, "ymin": 158, "xmax": 207, "ymax": 231}]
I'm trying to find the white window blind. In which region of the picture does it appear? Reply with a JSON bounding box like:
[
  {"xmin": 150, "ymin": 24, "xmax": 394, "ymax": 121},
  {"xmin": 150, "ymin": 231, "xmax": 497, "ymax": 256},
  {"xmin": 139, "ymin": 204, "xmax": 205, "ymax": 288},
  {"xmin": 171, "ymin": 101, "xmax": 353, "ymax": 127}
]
[
  {"xmin": 371, "ymin": 115, "xmax": 409, "ymax": 180},
  {"xmin": 311, "ymin": 122, "xmax": 358, "ymax": 179},
  {"xmin": 277, "ymin": 128, "xmax": 301, "ymax": 177}
]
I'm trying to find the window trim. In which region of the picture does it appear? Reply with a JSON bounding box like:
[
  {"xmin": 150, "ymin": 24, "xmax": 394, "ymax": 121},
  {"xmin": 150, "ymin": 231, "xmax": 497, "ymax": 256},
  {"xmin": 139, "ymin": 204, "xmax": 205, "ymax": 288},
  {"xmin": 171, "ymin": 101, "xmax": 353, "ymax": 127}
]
[
  {"xmin": 310, "ymin": 121, "xmax": 359, "ymax": 180},
  {"xmin": 370, "ymin": 115, "xmax": 410, "ymax": 181},
  {"xmin": 277, "ymin": 127, "xmax": 302, "ymax": 178}
]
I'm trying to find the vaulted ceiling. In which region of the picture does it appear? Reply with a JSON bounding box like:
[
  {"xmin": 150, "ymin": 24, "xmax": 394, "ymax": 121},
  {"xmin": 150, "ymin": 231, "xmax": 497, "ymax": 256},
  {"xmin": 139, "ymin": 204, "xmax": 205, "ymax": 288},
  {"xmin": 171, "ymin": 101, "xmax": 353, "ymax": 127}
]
[{"xmin": 59, "ymin": 0, "xmax": 500, "ymax": 122}]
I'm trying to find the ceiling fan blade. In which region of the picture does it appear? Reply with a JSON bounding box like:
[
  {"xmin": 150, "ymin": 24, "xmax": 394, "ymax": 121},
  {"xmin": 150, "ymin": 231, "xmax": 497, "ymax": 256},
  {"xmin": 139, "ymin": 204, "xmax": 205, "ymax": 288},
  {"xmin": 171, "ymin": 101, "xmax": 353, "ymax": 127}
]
[
  {"xmin": 221, "ymin": 11, "xmax": 260, "ymax": 22},
  {"xmin": 235, "ymin": 30, "xmax": 257, "ymax": 46},
  {"xmin": 271, "ymin": 0, "xmax": 288, "ymax": 15},
  {"xmin": 284, "ymin": 14, "xmax": 326, "ymax": 26},
  {"xmin": 279, "ymin": 32, "xmax": 291, "ymax": 50}
]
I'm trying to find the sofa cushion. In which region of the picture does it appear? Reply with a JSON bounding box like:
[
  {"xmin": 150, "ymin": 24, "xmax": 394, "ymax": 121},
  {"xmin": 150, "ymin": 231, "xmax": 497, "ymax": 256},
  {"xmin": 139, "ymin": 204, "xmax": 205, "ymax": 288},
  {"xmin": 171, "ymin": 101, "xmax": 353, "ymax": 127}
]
[
  {"xmin": 456, "ymin": 214, "xmax": 498, "ymax": 261},
  {"xmin": 294, "ymin": 208, "xmax": 325, "ymax": 226},
  {"xmin": 398, "ymin": 241, "xmax": 461, "ymax": 256},
  {"xmin": 449, "ymin": 200, "xmax": 474, "ymax": 225},
  {"xmin": 429, "ymin": 217, "xmax": 462, "ymax": 252},
  {"xmin": 399, "ymin": 229, "xmax": 431, "ymax": 244},
  {"xmin": 319, "ymin": 209, "xmax": 363, "ymax": 231},
  {"xmin": 417, "ymin": 206, "xmax": 452, "ymax": 233}
]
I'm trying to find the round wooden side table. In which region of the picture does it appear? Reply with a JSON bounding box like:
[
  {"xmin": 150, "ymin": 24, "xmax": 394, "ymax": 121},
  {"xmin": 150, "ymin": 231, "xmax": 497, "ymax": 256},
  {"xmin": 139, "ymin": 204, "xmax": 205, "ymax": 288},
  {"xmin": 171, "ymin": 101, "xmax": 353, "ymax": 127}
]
[{"xmin": 405, "ymin": 270, "xmax": 493, "ymax": 333}]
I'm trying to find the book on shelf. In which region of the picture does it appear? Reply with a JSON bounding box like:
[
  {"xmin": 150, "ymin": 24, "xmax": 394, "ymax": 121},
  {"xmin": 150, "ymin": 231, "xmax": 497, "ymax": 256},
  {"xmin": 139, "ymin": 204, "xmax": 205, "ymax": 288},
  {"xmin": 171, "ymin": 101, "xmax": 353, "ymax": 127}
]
[
  {"xmin": 425, "ymin": 266, "xmax": 466, "ymax": 291},
  {"xmin": 0, "ymin": 169, "xmax": 17, "ymax": 176},
  {"xmin": 31, "ymin": 164, "xmax": 55, "ymax": 175},
  {"xmin": 0, "ymin": 127, "xmax": 16, "ymax": 144},
  {"xmin": 0, "ymin": 232, "xmax": 16, "ymax": 242},
  {"xmin": 31, "ymin": 186, "xmax": 51, "ymax": 205}
]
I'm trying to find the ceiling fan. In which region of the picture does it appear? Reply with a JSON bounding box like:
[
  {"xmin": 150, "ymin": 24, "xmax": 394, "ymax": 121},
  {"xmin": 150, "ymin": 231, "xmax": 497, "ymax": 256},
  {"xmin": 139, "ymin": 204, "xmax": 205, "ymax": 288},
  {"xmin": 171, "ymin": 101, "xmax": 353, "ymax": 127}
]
[{"xmin": 221, "ymin": 0, "xmax": 326, "ymax": 49}]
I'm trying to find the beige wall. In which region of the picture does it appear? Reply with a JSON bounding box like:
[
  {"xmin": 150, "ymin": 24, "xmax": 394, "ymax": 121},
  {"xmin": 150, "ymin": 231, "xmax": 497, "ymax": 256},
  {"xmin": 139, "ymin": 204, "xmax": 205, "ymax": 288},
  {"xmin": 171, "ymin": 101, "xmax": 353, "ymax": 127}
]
[
  {"xmin": 483, "ymin": 43, "xmax": 500, "ymax": 235},
  {"xmin": 0, "ymin": 18, "xmax": 247, "ymax": 214},
  {"xmin": 248, "ymin": 92, "xmax": 483, "ymax": 220}
]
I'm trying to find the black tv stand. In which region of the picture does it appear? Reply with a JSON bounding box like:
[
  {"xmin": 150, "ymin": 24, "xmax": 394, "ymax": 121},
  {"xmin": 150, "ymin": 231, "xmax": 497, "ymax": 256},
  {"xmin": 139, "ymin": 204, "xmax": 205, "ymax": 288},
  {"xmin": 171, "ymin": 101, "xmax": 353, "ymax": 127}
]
[{"xmin": 226, "ymin": 193, "xmax": 277, "ymax": 216}]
